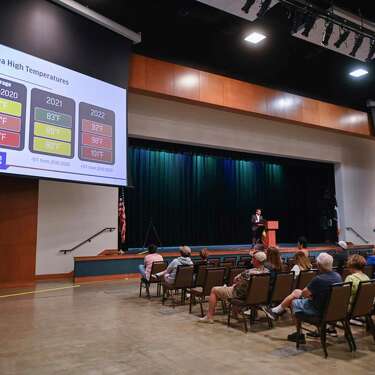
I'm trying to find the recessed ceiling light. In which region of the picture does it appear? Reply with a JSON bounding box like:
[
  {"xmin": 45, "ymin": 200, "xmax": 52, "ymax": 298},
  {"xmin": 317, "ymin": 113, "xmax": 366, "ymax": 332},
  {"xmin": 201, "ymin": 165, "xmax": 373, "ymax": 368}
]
[
  {"xmin": 349, "ymin": 68, "xmax": 368, "ymax": 78},
  {"xmin": 244, "ymin": 32, "xmax": 266, "ymax": 44}
]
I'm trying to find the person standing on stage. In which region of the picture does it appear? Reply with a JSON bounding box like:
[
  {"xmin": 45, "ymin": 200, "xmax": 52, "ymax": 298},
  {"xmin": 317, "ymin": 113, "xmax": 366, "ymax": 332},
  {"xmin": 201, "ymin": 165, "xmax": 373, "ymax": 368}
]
[{"xmin": 251, "ymin": 208, "xmax": 265, "ymax": 247}]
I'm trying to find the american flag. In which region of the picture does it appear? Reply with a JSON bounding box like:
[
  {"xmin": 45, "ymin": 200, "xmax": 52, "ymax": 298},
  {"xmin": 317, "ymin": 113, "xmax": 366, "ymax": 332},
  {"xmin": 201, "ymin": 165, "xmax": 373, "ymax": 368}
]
[{"xmin": 119, "ymin": 194, "xmax": 126, "ymax": 244}]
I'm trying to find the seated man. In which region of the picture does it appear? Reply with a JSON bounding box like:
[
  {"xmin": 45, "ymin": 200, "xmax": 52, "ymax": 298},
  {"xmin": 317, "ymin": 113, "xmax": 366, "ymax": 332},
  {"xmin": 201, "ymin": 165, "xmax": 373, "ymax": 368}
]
[
  {"xmin": 198, "ymin": 251, "xmax": 269, "ymax": 324},
  {"xmin": 138, "ymin": 244, "xmax": 163, "ymax": 281},
  {"xmin": 264, "ymin": 252, "xmax": 342, "ymax": 343},
  {"xmin": 154, "ymin": 245, "xmax": 193, "ymax": 285}
]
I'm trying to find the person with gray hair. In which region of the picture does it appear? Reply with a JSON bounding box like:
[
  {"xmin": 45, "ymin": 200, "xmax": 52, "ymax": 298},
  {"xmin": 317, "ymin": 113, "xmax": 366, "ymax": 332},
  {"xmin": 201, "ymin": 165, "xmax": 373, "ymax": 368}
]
[
  {"xmin": 264, "ymin": 252, "xmax": 342, "ymax": 343},
  {"xmin": 153, "ymin": 245, "xmax": 193, "ymax": 285}
]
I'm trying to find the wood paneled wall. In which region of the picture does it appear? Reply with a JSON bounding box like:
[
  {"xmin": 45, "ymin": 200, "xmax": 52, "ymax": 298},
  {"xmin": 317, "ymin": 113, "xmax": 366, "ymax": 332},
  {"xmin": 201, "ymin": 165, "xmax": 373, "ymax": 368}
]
[
  {"xmin": 129, "ymin": 54, "xmax": 372, "ymax": 138},
  {"xmin": 0, "ymin": 176, "xmax": 38, "ymax": 288}
]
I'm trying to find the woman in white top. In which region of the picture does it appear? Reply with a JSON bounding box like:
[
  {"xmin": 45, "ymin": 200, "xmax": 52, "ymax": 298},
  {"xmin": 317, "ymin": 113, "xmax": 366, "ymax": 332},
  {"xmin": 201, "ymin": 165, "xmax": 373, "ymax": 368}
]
[{"xmin": 291, "ymin": 250, "xmax": 312, "ymax": 278}]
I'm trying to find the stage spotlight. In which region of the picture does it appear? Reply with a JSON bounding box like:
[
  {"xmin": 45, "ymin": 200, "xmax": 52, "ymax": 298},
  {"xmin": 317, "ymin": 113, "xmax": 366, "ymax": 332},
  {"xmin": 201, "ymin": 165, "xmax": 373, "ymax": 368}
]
[
  {"xmin": 301, "ymin": 14, "xmax": 317, "ymax": 37},
  {"xmin": 367, "ymin": 39, "xmax": 375, "ymax": 61},
  {"xmin": 322, "ymin": 21, "xmax": 334, "ymax": 46},
  {"xmin": 257, "ymin": 0, "xmax": 272, "ymax": 18},
  {"xmin": 241, "ymin": 0, "xmax": 256, "ymax": 14},
  {"xmin": 350, "ymin": 34, "xmax": 364, "ymax": 57},
  {"xmin": 334, "ymin": 29, "xmax": 350, "ymax": 48}
]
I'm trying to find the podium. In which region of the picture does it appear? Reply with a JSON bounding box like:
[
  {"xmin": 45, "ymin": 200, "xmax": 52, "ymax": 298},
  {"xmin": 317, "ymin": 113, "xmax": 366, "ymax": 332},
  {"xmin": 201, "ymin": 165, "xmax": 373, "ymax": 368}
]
[{"xmin": 264, "ymin": 220, "xmax": 279, "ymax": 247}]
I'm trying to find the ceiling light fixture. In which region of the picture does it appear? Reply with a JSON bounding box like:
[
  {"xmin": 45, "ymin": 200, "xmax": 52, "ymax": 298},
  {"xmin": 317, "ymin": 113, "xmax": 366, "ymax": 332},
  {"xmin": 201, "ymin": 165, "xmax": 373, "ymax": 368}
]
[
  {"xmin": 241, "ymin": 0, "xmax": 257, "ymax": 14},
  {"xmin": 350, "ymin": 34, "xmax": 364, "ymax": 57},
  {"xmin": 257, "ymin": 0, "xmax": 272, "ymax": 18},
  {"xmin": 244, "ymin": 31, "xmax": 267, "ymax": 44},
  {"xmin": 349, "ymin": 68, "xmax": 368, "ymax": 78},
  {"xmin": 301, "ymin": 14, "xmax": 317, "ymax": 37},
  {"xmin": 367, "ymin": 39, "xmax": 375, "ymax": 61},
  {"xmin": 322, "ymin": 21, "xmax": 334, "ymax": 46},
  {"xmin": 334, "ymin": 29, "xmax": 350, "ymax": 48}
]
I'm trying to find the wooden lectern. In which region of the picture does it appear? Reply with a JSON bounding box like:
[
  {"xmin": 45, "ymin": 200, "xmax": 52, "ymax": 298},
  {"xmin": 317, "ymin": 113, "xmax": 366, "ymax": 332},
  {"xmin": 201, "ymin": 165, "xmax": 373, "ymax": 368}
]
[{"xmin": 264, "ymin": 220, "xmax": 279, "ymax": 247}]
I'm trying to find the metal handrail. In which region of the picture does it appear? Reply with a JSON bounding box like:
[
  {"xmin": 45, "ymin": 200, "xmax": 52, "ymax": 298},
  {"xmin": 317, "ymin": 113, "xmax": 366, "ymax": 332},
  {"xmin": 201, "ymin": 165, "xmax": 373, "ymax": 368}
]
[
  {"xmin": 345, "ymin": 227, "xmax": 369, "ymax": 244},
  {"xmin": 59, "ymin": 227, "xmax": 116, "ymax": 254}
]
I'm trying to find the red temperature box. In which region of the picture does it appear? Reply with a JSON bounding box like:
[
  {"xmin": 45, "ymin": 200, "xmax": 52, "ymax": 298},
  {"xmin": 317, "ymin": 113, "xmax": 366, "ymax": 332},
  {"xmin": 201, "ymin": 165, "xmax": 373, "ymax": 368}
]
[
  {"xmin": 82, "ymin": 133, "xmax": 113, "ymax": 149},
  {"xmin": 0, "ymin": 130, "xmax": 21, "ymax": 148}
]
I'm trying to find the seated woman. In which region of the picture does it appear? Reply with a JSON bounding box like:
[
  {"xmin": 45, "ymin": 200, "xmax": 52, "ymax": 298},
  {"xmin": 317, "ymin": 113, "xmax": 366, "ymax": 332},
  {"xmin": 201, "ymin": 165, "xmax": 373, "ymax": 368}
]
[
  {"xmin": 291, "ymin": 250, "xmax": 312, "ymax": 278},
  {"xmin": 194, "ymin": 248, "xmax": 209, "ymax": 272},
  {"xmin": 154, "ymin": 245, "xmax": 193, "ymax": 285},
  {"xmin": 138, "ymin": 244, "xmax": 163, "ymax": 281},
  {"xmin": 344, "ymin": 254, "xmax": 369, "ymax": 307},
  {"xmin": 265, "ymin": 247, "xmax": 283, "ymax": 276}
]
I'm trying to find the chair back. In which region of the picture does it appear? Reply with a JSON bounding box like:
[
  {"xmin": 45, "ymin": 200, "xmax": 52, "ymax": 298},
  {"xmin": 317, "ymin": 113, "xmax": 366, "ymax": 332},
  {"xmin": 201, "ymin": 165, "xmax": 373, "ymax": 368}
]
[
  {"xmin": 173, "ymin": 266, "xmax": 194, "ymax": 289},
  {"xmin": 208, "ymin": 258, "xmax": 220, "ymax": 266},
  {"xmin": 296, "ymin": 269, "xmax": 318, "ymax": 290},
  {"xmin": 270, "ymin": 271, "xmax": 295, "ymax": 303},
  {"xmin": 223, "ymin": 257, "xmax": 237, "ymax": 266},
  {"xmin": 244, "ymin": 273, "xmax": 271, "ymax": 305},
  {"xmin": 202, "ymin": 267, "xmax": 226, "ymax": 295},
  {"xmin": 227, "ymin": 266, "xmax": 245, "ymax": 286},
  {"xmin": 195, "ymin": 265, "xmax": 208, "ymax": 287},
  {"xmin": 350, "ymin": 279, "xmax": 375, "ymax": 318},
  {"xmin": 150, "ymin": 261, "xmax": 167, "ymax": 275},
  {"xmin": 324, "ymin": 282, "xmax": 352, "ymax": 322}
]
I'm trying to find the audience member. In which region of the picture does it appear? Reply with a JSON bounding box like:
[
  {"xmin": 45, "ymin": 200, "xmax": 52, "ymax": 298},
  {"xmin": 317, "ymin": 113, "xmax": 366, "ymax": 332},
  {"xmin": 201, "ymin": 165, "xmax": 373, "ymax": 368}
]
[
  {"xmin": 335, "ymin": 240, "xmax": 349, "ymax": 274},
  {"xmin": 264, "ymin": 252, "xmax": 342, "ymax": 343},
  {"xmin": 291, "ymin": 250, "xmax": 312, "ymax": 278},
  {"xmin": 194, "ymin": 248, "xmax": 209, "ymax": 272},
  {"xmin": 153, "ymin": 245, "xmax": 193, "ymax": 285},
  {"xmin": 138, "ymin": 244, "xmax": 163, "ymax": 281},
  {"xmin": 345, "ymin": 254, "xmax": 369, "ymax": 306},
  {"xmin": 198, "ymin": 251, "xmax": 269, "ymax": 324}
]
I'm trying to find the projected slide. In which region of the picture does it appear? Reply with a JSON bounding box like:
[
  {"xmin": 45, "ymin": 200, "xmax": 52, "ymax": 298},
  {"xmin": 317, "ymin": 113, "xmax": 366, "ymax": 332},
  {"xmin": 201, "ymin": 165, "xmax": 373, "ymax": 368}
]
[{"xmin": 0, "ymin": 43, "xmax": 127, "ymax": 186}]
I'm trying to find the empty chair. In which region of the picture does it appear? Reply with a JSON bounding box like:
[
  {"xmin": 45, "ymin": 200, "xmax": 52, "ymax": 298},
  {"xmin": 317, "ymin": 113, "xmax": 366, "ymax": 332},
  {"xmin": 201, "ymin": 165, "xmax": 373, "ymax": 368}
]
[
  {"xmin": 227, "ymin": 266, "xmax": 246, "ymax": 286},
  {"xmin": 222, "ymin": 257, "xmax": 237, "ymax": 266},
  {"xmin": 220, "ymin": 261, "xmax": 234, "ymax": 280},
  {"xmin": 189, "ymin": 267, "xmax": 226, "ymax": 317},
  {"xmin": 269, "ymin": 271, "xmax": 295, "ymax": 306},
  {"xmin": 227, "ymin": 273, "xmax": 271, "ymax": 332},
  {"xmin": 208, "ymin": 257, "xmax": 220, "ymax": 266},
  {"xmin": 139, "ymin": 261, "xmax": 167, "ymax": 298},
  {"xmin": 347, "ymin": 279, "xmax": 375, "ymax": 350},
  {"xmin": 295, "ymin": 269, "xmax": 318, "ymax": 290},
  {"xmin": 295, "ymin": 282, "xmax": 353, "ymax": 358},
  {"xmin": 162, "ymin": 265, "xmax": 194, "ymax": 306},
  {"xmin": 195, "ymin": 264, "xmax": 208, "ymax": 287}
]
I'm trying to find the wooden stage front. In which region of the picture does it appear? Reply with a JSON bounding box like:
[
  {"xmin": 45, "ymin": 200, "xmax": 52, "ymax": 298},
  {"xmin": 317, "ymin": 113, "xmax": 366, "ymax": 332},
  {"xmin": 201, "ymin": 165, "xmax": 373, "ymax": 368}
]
[{"xmin": 73, "ymin": 244, "xmax": 374, "ymax": 283}]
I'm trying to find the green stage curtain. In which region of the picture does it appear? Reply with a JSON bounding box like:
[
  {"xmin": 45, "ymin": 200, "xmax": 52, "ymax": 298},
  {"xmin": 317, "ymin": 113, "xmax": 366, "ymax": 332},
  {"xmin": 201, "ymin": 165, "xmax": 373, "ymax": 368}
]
[{"xmin": 125, "ymin": 139, "xmax": 336, "ymax": 248}]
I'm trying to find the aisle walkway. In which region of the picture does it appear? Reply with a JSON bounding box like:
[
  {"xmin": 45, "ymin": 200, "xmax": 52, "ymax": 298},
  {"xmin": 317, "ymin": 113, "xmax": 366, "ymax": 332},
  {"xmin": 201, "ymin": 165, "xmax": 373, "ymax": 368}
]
[{"xmin": 0, "ymin": 280, "xmax": 374, "ymax": 375}]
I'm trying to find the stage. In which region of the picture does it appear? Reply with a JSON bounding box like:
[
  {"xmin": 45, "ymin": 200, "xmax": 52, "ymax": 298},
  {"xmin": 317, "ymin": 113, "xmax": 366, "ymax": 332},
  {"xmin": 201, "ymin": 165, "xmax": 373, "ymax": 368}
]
[{"xmin": 73, "ymin": 243, "xmax": 375, "ymax": 283}]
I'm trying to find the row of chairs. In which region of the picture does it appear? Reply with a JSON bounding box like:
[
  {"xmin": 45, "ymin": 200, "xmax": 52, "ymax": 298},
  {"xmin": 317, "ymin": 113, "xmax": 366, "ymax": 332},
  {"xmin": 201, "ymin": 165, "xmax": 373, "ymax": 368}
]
[{"xmin": 139, "ymin": 262, "xmax": 375, "ymax": 357}]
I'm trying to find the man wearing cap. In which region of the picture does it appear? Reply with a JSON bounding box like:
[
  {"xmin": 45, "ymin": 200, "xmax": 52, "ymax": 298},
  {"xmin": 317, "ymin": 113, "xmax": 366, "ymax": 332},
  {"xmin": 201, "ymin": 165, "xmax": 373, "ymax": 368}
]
[
  {"xmin": 198, "ymin": 251, "xmax": 269, "ymax": 324},
  {"xmin": 334, "ymin": 240, "xmax": 349, "ymax": 274},
  {"xmin": 153, "ymin": 245, "xmax": 193, "ymax": 285}
]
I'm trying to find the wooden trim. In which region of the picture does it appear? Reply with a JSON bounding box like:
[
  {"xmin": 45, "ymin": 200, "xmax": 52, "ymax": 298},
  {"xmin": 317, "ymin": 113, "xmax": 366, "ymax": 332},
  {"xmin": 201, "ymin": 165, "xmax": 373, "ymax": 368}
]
[
  {"xmin": 35, "ymin": 272, "xmax": 73, "ymax": 281},
  {"xmin": 74, "ymin": 273, "xmax": 140, "ymax": 284},
  {"xmin": 129, "ymin": 54, "xmax": 372, "ymax": 138}
]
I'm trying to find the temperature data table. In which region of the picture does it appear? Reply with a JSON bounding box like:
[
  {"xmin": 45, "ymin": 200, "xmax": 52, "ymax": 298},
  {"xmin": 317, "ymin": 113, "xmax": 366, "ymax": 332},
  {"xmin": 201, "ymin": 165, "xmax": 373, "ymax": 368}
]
[
  {"xmin": 29, "ymin": 88, "xmax": 75, "ymax": 158},
  {"xmin": 0, "ymin": 78, "xmax": 27, "ymax": 150},
  {"xmin": 79, "ymin": 102, "xmax": 115, "ymax": 165}
]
